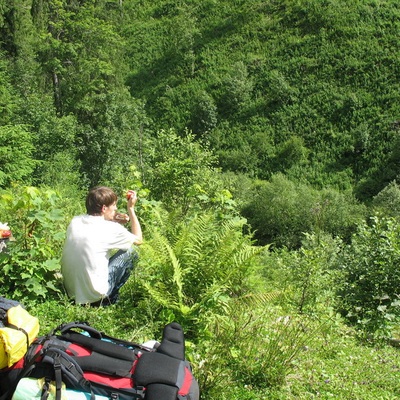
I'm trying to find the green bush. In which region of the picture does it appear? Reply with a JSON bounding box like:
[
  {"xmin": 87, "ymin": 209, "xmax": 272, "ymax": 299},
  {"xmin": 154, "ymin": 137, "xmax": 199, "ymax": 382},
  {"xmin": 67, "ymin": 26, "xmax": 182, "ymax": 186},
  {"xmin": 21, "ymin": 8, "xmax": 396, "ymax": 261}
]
[
  {"xmin": 195, "ymin": 296, "xmax": 319, "ymax": 396},
  {"xmin": 371, "ymin": 180, "xmax": 400, "ymax": 218},
  {"xmin": 0, "ymin": 125, "xmax": 36, "ymax": 187},
  {"xmin": 0, "ymin": 186, "xmax": 67, "ymax": 301},
  {"xmin": 242, "ymin": 174, "xmax": 365, "ymax": 248},
  {"xmin": 143, "ymin": 129, "xmax": 226, "ymax": 214},
  {"xmin": 190, "ymin": 90, "xmax": 218, "ymax": 135},
  {"xmin": 336, "ymin": 216, "xmax": 400, "ymax": 339},
  {"xmin": 261, "ymin": 233, "xmax": 343, "ymax": 314}
]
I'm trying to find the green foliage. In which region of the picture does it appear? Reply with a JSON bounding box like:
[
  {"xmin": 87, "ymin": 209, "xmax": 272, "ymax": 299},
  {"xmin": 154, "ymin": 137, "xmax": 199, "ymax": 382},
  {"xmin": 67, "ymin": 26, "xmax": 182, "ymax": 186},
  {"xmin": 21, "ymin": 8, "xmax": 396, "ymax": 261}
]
[
  {"xmin": 76, "ymin": 90, "xmax": 148, "ymax": 186},
  {"xmin": 26, "ymin": 0, "xmax": 147, "ymax": 187},
  {"xmin": 371, "ymin": 180, "xmax": 400, "ymax": 218},
  {"xmin": 218, "ymin": 61, "xmax": 253, "ymax": 116},
  {"xmin": 2, "ymin": 0, "xmax": 399, "ymax": 200},
  {"xmin": 336, "ymin": 216, "xmax": 400, "ymax": 339},
  {"xmin": 0, "ymin": 1, "xmax": 399, "ymax": 397},
  {"xmin": 195, "ymin": 296, "xmax": 320, "ymax": 396},
  {"xmin": 27, "ymin": 298, "xmax": 400, "ymax": 400},
  {"xmin": 144, "ymin": 129, "xmax": 227, "ymax": 214},
  {"xmin": 273, "ymin": 136, "xmax": 309, "ymax": 173},
  {"xmin": 0, "ymin": 125, "xmax": 36, "ymax": 187},
  {"xmin": 0, "ymin": 54, "xmax": 17, "ymax": 123},
  {"xmin": 226, "ymin": 313, "xmax": 315, "ymax": 388},
  {"xmin": 266, "ymin": 316, "xmax": 400, "ymax": 400},
  {"xmin": 0, "ymin": 181, "xmax": 397, "ymax": 399},
  {"xmin": 262, "ymin": 233, "xmax": 343, "ymax": 313},
  {"xmin": 189, "ymin": 90, "xmax": 218, "ymax": 135},
  {"xmin": 121, "ymin": 0, "xmax": 400, "ymax": 197},
  {"xmin": 242, "ymin": 174, "xmax": 366, "ymax": 248},
  {"xmin": 124, "ymin": 208, "xmax": 263, "ymax": 337},
  {"xmin": 0, "ymin": 186, "xmax": 66, "ymax": 301},
  {"xmin": 40, "ymin": 152, "xmax": 86, "ymax": 201}
]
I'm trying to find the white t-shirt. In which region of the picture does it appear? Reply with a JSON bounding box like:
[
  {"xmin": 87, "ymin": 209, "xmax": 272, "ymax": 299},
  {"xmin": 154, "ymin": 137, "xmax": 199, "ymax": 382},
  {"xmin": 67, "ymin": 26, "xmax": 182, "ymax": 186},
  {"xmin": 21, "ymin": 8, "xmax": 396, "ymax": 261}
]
[{"xmin": 61, "ymin": 215, "xmax": 138, "ymax": 304}]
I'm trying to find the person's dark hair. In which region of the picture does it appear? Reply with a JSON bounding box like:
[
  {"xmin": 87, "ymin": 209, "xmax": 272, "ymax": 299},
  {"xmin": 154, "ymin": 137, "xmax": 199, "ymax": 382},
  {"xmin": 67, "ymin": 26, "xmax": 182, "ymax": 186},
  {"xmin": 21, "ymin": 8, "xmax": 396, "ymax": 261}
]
[{"xmin": 86, "ymin": 186, "xmax": 118, "ymax": 215}]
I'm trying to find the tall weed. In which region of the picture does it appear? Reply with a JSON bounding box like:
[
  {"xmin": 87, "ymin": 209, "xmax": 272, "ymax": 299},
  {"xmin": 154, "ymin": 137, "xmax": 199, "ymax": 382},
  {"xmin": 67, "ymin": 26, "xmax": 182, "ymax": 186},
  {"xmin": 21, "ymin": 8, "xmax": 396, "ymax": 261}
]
[
  {"xmin": 0, "ymin": 186, "xmax": 66, "ymax": 301},
  {"xmin": 261, "ymin": 233, "xmax": 342, "ymax": 314},
  {"xmin": 195, "ymin": 296, "xmax": 319, "ymax": 396}
]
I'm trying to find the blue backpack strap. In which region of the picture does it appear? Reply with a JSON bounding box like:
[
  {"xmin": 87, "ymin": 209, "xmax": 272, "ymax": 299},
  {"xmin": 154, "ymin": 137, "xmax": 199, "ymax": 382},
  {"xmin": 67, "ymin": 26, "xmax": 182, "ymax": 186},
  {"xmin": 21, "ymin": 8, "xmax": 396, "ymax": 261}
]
[
  {"xmin": 43, "ymin": 347, "xmax": 95, "ymax": 400},
  {"xmin": 43, "ymin": 347, "xmax": 91, "ymax": 389},
  {"xmin": 53, "ymin": 353, "xmax": 63, "ymax": 400}
]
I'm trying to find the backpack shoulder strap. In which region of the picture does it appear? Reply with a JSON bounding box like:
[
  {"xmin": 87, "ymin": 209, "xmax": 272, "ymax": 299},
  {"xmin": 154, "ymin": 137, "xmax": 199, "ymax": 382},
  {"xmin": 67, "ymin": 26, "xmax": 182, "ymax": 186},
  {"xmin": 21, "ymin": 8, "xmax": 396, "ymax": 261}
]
[{"xmin": 42, "ymin": 347, "xmax": 95, "ymax": 400}]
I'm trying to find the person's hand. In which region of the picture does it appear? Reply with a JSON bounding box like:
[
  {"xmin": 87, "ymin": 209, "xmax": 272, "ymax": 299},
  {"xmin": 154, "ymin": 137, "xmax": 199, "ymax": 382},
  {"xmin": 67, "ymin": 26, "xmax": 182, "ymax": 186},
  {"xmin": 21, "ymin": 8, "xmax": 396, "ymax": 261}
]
[
  {"xmin": 114, "ymin": 213, "xmax": 130, "ymax": 224},
  {"xmin": 126, "ymin": 190, "xmax": 138, "ymax": 207}
]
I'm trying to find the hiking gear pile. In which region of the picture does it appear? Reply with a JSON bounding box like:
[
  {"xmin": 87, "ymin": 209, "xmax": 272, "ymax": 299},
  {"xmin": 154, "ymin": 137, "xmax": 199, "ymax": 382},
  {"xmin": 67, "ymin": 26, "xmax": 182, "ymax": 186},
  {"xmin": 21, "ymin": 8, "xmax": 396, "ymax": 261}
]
[{"xmin": 0, "ymin": 319, "xmax": 199, "ymax": 400}]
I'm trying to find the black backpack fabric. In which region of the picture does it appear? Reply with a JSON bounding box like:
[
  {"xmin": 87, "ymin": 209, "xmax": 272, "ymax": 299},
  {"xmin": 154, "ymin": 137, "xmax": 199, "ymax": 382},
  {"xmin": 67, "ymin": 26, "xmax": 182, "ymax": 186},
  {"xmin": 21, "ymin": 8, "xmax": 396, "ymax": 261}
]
[{"xmin": 0, "ymin": 321, "xmax": 199, "ymax": 400}]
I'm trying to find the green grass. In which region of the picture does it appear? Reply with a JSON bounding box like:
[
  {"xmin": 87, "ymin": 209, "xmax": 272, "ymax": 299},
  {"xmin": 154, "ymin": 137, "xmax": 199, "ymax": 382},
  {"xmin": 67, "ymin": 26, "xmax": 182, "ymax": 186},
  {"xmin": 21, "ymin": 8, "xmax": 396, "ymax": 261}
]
[
  {"xmin": 276, "ymin": 333, "xmax": 400, "ymax": 399},
  {"xmin": 28, "ymin": 298, "xmax": 399, "ymax": 400}
]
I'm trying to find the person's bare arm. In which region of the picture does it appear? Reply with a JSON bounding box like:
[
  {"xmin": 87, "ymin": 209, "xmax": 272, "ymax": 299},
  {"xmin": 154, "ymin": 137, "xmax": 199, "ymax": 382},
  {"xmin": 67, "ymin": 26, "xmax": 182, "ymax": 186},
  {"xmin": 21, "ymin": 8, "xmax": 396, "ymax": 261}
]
[{"xmin": 127, "ymin": 190, "xmax": 143, "ymax": 244}]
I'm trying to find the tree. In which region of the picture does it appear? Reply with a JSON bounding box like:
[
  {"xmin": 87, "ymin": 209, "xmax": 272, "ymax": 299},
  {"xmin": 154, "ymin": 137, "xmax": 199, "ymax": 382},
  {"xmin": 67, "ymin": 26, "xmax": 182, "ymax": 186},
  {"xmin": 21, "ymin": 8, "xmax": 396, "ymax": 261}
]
[
  {"xmin": 30, "ymin": 0, "xmax": 147, "ymax": 186},
  {"xmin": 144, "ymin": 129, "xmax": 223, "ymax": 214},
  {"xmin": 0, "ymin": 54, "xmax": 16, "ymax": 124}
]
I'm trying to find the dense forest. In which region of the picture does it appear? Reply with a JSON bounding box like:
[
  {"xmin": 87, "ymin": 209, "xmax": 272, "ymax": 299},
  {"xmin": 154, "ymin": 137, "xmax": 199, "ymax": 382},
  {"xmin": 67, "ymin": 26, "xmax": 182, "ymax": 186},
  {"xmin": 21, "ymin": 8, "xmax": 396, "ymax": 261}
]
[
  {"xmin": 1, "ymin": 0, "xmax": 400, "ymax": 399},
  {"xmin": 2, "ymin": 0, "xmax": 400, "ymax": 200}
]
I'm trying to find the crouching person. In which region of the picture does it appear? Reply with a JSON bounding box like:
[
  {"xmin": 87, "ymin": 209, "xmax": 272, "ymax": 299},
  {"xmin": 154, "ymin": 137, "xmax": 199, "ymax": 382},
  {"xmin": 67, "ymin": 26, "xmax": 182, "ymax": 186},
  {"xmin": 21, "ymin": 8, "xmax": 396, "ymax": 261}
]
[{"xmin": 61, "ymin": 186, "xmax": 143, "ymax": 306}]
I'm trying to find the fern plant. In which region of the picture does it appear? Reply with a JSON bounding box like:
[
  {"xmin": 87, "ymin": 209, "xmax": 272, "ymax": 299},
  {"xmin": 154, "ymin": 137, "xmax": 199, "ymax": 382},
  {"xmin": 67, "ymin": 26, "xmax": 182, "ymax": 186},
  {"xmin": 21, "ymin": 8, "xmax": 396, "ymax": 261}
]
[{"xmin": 125, "ymin": 211, "xmax": 264, "ymax": 338}]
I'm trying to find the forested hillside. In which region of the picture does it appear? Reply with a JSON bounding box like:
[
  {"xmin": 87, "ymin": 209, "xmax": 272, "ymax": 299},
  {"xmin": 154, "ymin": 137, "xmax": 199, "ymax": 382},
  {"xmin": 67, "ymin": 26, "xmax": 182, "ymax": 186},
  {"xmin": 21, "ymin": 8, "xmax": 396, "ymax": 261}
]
[
  {"xmin": 1, "ymin": 0, "xmax": 399, "ymax": 193},
  {"xmin": 124, "ymin": 0, "xmax": 400, "ymax": 198},
  {"xmin": 1, "ymin": 1, "xmax": 400, "ymax": 399}
]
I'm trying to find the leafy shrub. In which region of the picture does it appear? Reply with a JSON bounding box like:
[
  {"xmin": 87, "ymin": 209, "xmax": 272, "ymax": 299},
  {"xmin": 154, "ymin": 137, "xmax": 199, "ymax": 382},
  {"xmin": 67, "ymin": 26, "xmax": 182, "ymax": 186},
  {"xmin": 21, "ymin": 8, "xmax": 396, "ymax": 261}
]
[
  {"xmin": 371, "ymin": 180, "xmax": 400, "ymax": 218},
  {"xmin": 144, "ymin": 129, "xmax": 225, "ymax": 214},
  {"xmin": 261, "ymin": 233, "xmax": 343, "ymax": 313},
  {"xmin": 273, "ymin": 136, "xmax": 309, "ymax": 173},
  {"xmin": 123, "ymin": 208, "xmax": 263, "ymax": 337},
  {"xmin": 218, "ymin": 61, "xmax": 253, "ymax": 115},
  {"xmin": 336, "ymin": 216, "xmax": 400, "ymax": 339},
  {"xmin": 242, "ymin": 173, "xmax": 365, "ymax": 248},
  {"xmin": 190, "ymin": 90, "xmax": 218, "ymax": 135},
  {"xmin": 0, "ymin": 186, "xmax": 66, "ymax": 301}
]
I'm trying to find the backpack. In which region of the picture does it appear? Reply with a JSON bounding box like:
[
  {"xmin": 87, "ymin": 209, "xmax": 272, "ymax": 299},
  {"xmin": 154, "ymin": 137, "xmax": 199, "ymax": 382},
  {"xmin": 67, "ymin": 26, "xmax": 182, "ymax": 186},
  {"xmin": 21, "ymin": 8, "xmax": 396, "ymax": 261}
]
[{"xmin": 1, "ymin": 321, "xmax": 199, "ymax": 400}]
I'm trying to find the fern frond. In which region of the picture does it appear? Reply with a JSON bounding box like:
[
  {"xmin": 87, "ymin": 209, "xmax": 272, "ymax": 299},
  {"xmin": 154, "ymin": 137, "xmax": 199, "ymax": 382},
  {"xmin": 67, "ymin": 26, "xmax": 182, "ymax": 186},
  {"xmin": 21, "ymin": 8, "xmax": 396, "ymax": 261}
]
[{"xmin": 238, "ymin": 291, "xmax": 283, "ymax": 309}]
